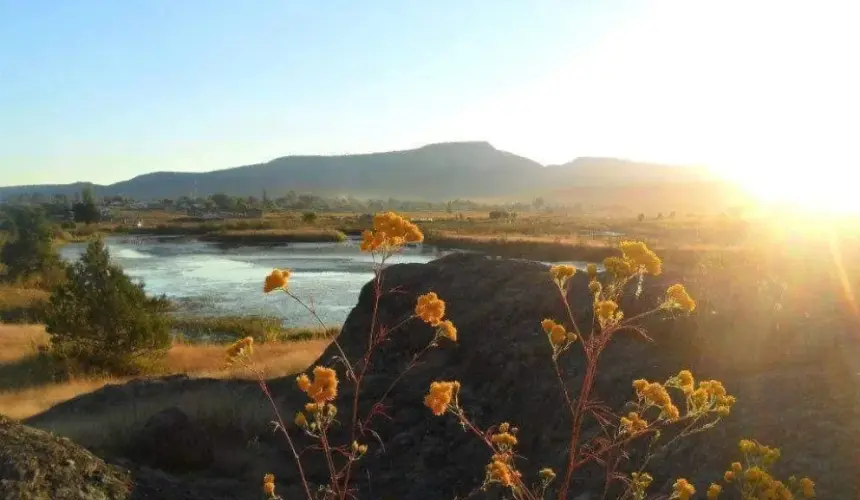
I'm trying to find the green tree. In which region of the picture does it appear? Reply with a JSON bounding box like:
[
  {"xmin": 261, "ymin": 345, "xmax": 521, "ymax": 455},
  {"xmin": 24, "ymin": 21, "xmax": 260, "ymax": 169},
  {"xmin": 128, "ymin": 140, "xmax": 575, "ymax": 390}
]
[
  {"xmin": 72, "ymin": 187, "xmax": 100, "ymax": 224},
  {"xmin": 210, "ymin": 193, "xmax": 234, "ymax": 211},
  {"xmin": 0, "ymin": 206, "xmax": 60, "ymax": 283},
  {"xmin": 45, "ymin": 237, "xmax": 171, "ymax": 375}
]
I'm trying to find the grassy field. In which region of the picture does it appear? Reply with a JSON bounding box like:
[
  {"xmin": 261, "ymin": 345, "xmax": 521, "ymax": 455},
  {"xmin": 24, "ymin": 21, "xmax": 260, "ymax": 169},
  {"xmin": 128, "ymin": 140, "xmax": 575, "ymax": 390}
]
[{"xmin": 0, "ymin": 324, "xmax": 329, "ymax": 420}]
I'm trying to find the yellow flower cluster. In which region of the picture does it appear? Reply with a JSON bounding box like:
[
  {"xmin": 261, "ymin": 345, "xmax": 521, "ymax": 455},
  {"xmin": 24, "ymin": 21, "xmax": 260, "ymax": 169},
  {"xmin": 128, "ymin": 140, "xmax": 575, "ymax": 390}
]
[
  {"xmin": 424, "ymin": 380, "xmax": 460, "ymax": 416},
  {"xmin": 723, "ymin": 440, "xmax": 815, "ymax": 499},
  {"xmin": 263, "ymin": 473, "xmax": 276, "ymax": 497},
  {"xmin": 538, "ymin": 467, "xmax": 556, "ymax": 482},
  {"xmin": 541, "ymin": 318, "xmax": 577, "ymax": 347},
  {"xmin": 588, "ymin": 280, "xmax": 602, "ymax": 295},
  {"xmin": 490, "ymin": 422, "xmax": 518, "ymax": 449},
  {"xmin": 360, "ymin": 212, "xmax": 423, "ymax": 252},
  {"xmin": 706, "ymin": 483, "xmax": 722, "ymax": 499},
  {"xmin": 677, "ymin": 369, "xmax": 695, "ymax": 394},
  {"xmin": 689, "ymin": 380, "xmax": 735, "ymax": 416},
  {"xmin": 603, "ymin": 256, "xmax": 633, "ymax": 279},
  {"xmin": 486, "ymin": 457, "xmax": 520, "ymax": 487},
  {"xmin": 630, "ymin": 472, "xmax": 653, "ymax": 494},
  {"xmin": 586, "ymin": 263, "xmax": 598, "ymax": 279},
  {"xmin": 263, "ymin": 268, "xmax": 290, "ymax": 293},
  {"xmin": 549, "ymin": 264, "xmax": 576, "ymax": 287},
  {"xmin": 618, "ymin": 411, "xmax": 648, "ymax": 434},
  {"xmin": 666, "ymin": 283, "xmax": 696, "ymax": 312},
  {"xmin": 484, "ymin": 422, "xmax": 524, "ymax": 490},
  {"xmin": 595, "ymin": 300, "xmax": 623, "ymax": 328},
  {"xmin": 436, "ymin": 319, "xmax": 457, "ymax": 342},
  {"xmin": 671, "ymin": 478, "xmax": 696, "ymax": 500},
  {"xmin": 296, "ymin": 366, "xmax": 339, "ymax": 403},
  {"xmin": 633, "ymin": 379, "xmax": 680, "ymax": 421},
  {"xmin": 225, "ymin": 336, "xmax": 254, "ymax": 364},
  {"xmin": 620, "ymin": 240, "xmax": 663, "ymax": 276},
  {"xmin": 416, "ymin": 292, "xmax": 446, "ymax": 326}
]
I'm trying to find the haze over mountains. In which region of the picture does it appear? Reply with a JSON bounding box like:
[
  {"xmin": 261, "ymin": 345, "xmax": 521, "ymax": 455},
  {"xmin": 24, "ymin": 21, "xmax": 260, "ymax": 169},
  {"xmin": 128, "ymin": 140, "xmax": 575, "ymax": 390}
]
[{"xmin": 0, "ymin": 142, "xmax": 746, "ymax": 210}]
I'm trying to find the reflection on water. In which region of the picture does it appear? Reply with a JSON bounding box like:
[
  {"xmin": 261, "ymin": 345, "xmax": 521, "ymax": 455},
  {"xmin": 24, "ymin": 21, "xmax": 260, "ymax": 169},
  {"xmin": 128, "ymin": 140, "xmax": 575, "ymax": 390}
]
[{"xmin": 59, "ymin": 237, "xmax": 445, "ymax": 327}]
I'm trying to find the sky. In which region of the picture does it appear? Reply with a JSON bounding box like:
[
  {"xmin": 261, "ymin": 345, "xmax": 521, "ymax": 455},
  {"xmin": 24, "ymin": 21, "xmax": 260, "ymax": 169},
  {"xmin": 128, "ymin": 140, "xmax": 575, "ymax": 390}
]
[{"xmin": 1, "ymin": 0, "xmax": 858, "ymax": 198}]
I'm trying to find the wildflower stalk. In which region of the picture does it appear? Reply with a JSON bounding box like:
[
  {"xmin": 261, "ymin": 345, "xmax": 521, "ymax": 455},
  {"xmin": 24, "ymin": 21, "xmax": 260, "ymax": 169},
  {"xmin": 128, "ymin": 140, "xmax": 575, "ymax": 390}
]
[
  {"xmin": 254, "ymin": 370, "xmax": 315, "ymax": 500},
  {"xmin": 285, "ymin": 289, "xmax": 356, "ymax": 382}
]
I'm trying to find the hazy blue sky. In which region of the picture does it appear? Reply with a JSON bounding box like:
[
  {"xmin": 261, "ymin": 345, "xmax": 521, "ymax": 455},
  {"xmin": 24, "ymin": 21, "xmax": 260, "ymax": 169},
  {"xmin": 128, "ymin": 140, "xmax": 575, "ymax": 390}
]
[{"xmin": 1, "ymin": 1, "xmax": 856, "ymax": 195}]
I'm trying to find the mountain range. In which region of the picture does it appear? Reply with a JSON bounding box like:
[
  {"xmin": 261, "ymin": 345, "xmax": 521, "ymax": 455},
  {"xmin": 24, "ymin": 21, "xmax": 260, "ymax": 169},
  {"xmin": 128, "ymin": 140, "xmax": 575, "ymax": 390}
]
[{"xmin": 0, "ymin": 141, "xmax": 748, "ymax": 210}]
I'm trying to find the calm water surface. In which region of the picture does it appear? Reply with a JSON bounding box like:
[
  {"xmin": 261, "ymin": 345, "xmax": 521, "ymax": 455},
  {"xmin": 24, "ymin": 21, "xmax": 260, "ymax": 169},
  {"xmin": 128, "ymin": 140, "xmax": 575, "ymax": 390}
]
[{"xmin": 59, "ymin": 237, "xmax": 446, "ymax": 327}]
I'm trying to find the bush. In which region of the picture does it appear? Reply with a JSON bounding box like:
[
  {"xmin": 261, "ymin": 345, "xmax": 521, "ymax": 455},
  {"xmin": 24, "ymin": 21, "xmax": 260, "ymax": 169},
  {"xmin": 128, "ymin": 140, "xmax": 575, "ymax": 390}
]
[
  {"xmin": 302, "ymin": 212, "xmax": 318, "ymax": 223},
  {"xmin": 44, "ymin": 237, "xmax": 171, "ymax": 376},
  {"xmin": 0, "ymin": 206, "xmax": 62, "ymax": 285}
]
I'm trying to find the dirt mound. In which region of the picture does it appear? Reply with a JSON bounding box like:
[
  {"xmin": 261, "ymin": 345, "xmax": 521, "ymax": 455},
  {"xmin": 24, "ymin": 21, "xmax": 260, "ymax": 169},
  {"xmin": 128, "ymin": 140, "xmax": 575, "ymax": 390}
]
[
  {"xmin": 0, "ymin": 414, "xmax": 132, "ymax": 500},
  {"xmin": 19, "ymin": 252, "xmax": 859, "ymax": 499}
]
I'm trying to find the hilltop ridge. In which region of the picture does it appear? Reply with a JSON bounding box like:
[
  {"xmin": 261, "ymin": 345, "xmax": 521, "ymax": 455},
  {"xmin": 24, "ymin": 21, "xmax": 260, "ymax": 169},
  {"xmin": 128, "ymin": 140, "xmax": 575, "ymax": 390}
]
[{"xmin": 0, "ymin": 141, "xmax": 742, "ymax": 210}]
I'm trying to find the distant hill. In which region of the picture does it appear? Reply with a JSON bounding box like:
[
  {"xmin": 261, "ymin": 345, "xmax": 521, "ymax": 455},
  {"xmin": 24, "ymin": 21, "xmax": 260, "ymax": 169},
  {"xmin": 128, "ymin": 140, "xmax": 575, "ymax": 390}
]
[{"xmin": 0, "ymin": 141, "xmax": 747, "ymax": 211}]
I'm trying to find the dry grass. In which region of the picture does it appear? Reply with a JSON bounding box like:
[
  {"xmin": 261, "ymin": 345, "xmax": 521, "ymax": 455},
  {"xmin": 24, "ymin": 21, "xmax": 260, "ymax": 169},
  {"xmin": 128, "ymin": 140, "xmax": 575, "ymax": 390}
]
[
  {"xmin": 0, "ymin": 324, "xmax": 328, "ymax": 420},
  {"xmin": 0, "ymin": 324, "xmax": 48, "ymax": 363},
  {"xmin": 0, "ymin": 285, "xmax": 49, "ymax": 311}
]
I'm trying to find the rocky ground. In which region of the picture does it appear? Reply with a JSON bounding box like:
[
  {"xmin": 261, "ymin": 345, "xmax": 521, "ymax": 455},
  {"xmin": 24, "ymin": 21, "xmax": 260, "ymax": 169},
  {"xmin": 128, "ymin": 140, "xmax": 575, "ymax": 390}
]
[{"xmin": 7, "ymin": 253, "xmax": 859, "ymax": 499}]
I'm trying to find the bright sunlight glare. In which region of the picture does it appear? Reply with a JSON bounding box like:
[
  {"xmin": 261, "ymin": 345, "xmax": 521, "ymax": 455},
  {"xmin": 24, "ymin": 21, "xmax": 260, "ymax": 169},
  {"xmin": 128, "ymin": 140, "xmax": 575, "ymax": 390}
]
[{"xmin": 455, "ymin": 1, "xmax": 860, "ymax": 214}]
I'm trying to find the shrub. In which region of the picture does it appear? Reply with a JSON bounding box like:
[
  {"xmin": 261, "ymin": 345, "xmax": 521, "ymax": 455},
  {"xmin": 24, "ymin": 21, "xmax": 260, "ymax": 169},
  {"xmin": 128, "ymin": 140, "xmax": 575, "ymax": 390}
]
[
  {"xmin": 0, "ymin": 206, "xmax": 62, "ymax": 285},
  {"xmin": 44, "ymin": 237, "xmax": 171, "ymax": 376},
  {"xmin": 302, "ymin": 212, "xmax": 318, "ymax": 224},
  {"xmin": 230, "ymin": 212, "xmax": 816, "ymax": 500}
]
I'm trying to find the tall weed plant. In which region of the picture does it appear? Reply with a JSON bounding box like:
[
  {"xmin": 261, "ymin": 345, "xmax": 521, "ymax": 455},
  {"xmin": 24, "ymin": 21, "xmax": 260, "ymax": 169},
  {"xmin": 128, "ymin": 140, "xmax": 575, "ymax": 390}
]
[{"xmin": 228, "ymin": 212, "xmax": 815, "ymax": 500}]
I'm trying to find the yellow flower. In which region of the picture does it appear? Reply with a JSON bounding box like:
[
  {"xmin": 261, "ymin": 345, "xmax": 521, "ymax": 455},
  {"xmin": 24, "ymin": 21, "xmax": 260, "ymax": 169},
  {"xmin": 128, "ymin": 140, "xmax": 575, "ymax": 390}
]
[
  {"xmin": 541, "ymin": 318, "xmax": 555, "ymax": 332},
  {"xmin": 620, "ymin": 240, "xmax": 662, "ymax": 275},
  {"xmin": 225, "ymin": 336, "xmax": 254, "ymax": 361},
  {"xmin": 549, "ymin": 264, "xmax": 576, "ymax": 286},
  {"xmin": 436, "ymin": 319, "xmax": 457, "ymax": 342},
  {"xmin": 663, "ymin": 404, "xmax": 680, "ymax": 421},
  {"xmin": 678, "ymin": 369, "xmax": 695, "ymax": 394},
  {"xmin": 637, "ymin": 380, "xmax": 673, "ymax": 409},
  {"xmin": 706, "ymin": 483, "xmax": 722, "ymax": 499},
  {"xmin": 595, "ymin": 300, "xmax": 619, "ymax": 323},
  {"xmin": 619, "ymin": 411, "xmax": 648, "ymax": 434},
  {"xmin": 739, "ymin": 439, "xmax": 756, "ymax": 454},
  {"xmin": 296, "ymin": 374, "xmax": 311, "ymax": 392},
  {"xmin": 486, "ymin": 458, "xmax": 519, "ymax": 487},
  {"xmin": 731, "ymin": 462, "xmax": 742, "ymax": 473},
  {"xmin": 491, "ymin": 424, "xmax": 518, "ymax": 448},
  {"xmin": 586, "ymin": 263, "xmax": 598, "ymax": 279},
  {"xmin": 799, "ymin": 477, "xmax": 815, "ymax": 497},
  {"xmin": 297, "ymin": 366, "xmax": 339, "ymax": 403},
  {"xmin": 603, "ymin": 256, "xmax": 633, "ymax": 279},
  {"xmin": 631, "ymin": 472, "xmax": 653, "ymax": 490},
  {"xmin": 671, "ymin": 478, "xmax": 696, "ymax": 500},
  {"xmin": 263, "ymin": 269, "xmax": 290, "ymax": 293},
  {"xmin": 415, "ymin": 292, "xmax": 446, "ymax": 326},
  {"xmin": 745, "ymin": 467, "xmax": 763, "ymax": 482},
  {"xmin": 424, "ymin": 380, "xmax": 460, "ymax": 416},
  {"xmin": 539, "ymin": 468, "xmax": 556, "ymax": 482},
  {"xmin": 724, "ymin": 470, "xmax": 734, "ymax": 482},
  {"xmin": 263, "ymin": 473, "xmax": 276, "ymax": 496},
  {"xmin": 360, "ymin": 212, "xmax": 424, "ymax": 252},
  {"xmin": 294, "ymin": 412, "xmax": 307, "ymax": 427},
  {"xmin": 550, "ymin": 324, "xmax": 567, "ymax": 346},
  {"xmin": 666, "ymin": 283, "xmax": 696, "ymax": 312},
  {"xmin": 588, "ymin": 280, "xmax": 602, "ymax": 295}
]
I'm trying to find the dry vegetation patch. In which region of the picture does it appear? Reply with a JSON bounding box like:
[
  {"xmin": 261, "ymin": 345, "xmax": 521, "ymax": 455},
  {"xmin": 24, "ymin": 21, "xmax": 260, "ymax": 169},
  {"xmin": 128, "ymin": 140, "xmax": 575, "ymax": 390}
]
[{"xmin": 0, "ymin": 324, "xmax": 328, "ymax": 420}]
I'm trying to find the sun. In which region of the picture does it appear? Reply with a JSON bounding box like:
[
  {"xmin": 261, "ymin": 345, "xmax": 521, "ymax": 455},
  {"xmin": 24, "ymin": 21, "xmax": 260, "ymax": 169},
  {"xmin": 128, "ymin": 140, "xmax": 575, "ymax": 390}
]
[{"xmin": 718, "ymin": 156, "xmax": 860, "ymax": 216}]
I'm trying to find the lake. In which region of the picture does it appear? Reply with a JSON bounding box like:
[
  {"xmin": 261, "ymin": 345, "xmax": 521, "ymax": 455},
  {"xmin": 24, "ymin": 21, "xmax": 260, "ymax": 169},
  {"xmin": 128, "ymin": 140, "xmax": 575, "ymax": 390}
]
[{"xmin": 58, "ymin": 237, "xmax": 447, "ymax": 327}]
